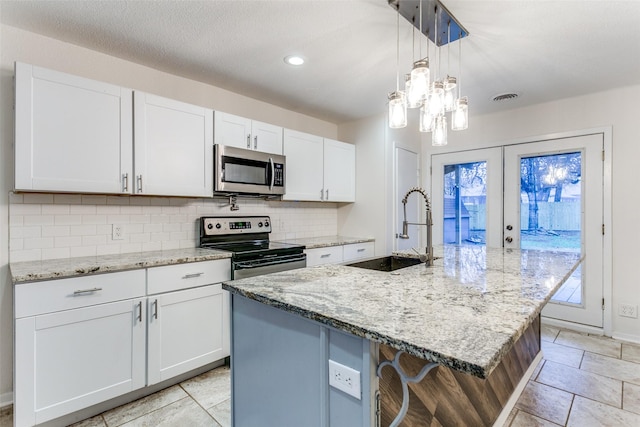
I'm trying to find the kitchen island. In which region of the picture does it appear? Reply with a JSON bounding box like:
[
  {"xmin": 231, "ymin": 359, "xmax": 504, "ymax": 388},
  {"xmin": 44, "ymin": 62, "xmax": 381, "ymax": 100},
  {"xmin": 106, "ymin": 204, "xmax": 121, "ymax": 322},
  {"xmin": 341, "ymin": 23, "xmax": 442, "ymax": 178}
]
[{"xmin": 222, "ymin": 245, "xmax": 582, "ymax": 426}]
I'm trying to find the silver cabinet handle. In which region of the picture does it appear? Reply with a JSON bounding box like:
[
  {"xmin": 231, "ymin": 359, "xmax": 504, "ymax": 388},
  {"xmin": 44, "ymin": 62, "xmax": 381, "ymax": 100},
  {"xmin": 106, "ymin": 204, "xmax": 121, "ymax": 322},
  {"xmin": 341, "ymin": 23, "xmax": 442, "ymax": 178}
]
[
  {"xmin": 136, "ymin": 175, "xmax": 143, "ymax": 193},
  {"xmin": 246, "ymin": 134, "xmax": 251, "ymax": 149},
  {"xmin": 137, "ymin": 301, "xmax": 142, "ymax": 322},
  {"xmin": 122, "ymin": 173, "xmax": 129, "ymax": 192},
  {"xmin": 325, "ymin": 189, "xmax": 329, "ymax": 200},
  {"xmin": 73, "ymin": 287, "xmax": 102, "ymax": 295},
  {"xmin": 320, "ymin": 189, "xmax": 324, "ymax": 201},
  {"xmin": 320, "ymin": 254, "xmax": 331, "ymax": 258},
  {"xmin": 182, "ymin": 272, "xmax": 204, "ymax": 279},
  {"xmin": 254, "ymin": 135, "xmax": 258, "ymax": 150},
  {"xmin": 357, "ymin": 248, "xmax": 366, "ymax": 252},
  {"xmin": 153, "ymin": 299, "xmax": 158, "ymax": 320}
]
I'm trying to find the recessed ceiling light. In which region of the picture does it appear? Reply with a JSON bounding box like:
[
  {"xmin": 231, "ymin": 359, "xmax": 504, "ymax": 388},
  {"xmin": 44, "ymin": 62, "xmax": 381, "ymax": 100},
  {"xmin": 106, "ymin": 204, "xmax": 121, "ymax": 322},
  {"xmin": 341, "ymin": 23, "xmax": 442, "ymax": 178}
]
[{"xmin": 284, "ymin": 55, "xmax": 305, "ymax": 66}]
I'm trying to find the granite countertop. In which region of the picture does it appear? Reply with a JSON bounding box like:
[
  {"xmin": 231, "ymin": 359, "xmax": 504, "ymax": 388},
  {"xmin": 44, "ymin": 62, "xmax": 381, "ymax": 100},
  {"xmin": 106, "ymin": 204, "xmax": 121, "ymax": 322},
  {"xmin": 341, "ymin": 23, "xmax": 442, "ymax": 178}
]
[
  {"xmin": 277, "ymin": 235, "xmax": 375, "ymax": 249},
  {"xmin": 223, "ymin": 245, "xmax": 582, "ymax": 378},
  {"xmin": 10, "ymin": 248, "xmax": 232, "ymax": 284}
]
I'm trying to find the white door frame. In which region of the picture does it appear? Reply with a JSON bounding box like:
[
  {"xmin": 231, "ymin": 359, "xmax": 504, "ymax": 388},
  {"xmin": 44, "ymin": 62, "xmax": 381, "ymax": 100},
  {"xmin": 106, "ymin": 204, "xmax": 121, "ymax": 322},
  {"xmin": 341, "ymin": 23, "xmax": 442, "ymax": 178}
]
[
  {"xmin": 428, "ymin": 127, "xmax": 612, "ymax": 336},
  {"xmin": 392, "ymin": 143, "xmax": 421, "ymax": 251}
]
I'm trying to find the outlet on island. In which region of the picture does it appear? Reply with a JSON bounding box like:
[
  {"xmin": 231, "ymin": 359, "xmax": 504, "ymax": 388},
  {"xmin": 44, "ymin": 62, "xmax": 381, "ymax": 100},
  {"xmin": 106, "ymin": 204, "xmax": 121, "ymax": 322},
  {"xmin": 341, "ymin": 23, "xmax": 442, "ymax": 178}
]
[{"xmin": 328, "ymin": 359, "xmax": 361, "ymax": 400}]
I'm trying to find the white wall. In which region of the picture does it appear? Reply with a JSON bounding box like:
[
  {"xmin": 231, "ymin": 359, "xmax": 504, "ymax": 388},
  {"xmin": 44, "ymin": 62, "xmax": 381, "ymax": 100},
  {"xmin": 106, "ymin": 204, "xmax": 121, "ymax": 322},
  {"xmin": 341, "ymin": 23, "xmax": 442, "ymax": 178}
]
[
  {"xmin": 424, "ymin": 86, "xmax": 640, "ymax": 343},
  {"xmin": 0, "ymin": 24, "xmax": 343, "ymax": 405}
]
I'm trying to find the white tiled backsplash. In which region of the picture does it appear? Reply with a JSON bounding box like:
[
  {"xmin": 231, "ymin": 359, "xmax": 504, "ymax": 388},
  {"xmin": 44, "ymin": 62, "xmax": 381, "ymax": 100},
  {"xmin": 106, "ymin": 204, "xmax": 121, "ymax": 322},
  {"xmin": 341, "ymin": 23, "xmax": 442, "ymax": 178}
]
[{"xmin": 9, "ymin": 193, "xmax": 338, "ymax": 263}]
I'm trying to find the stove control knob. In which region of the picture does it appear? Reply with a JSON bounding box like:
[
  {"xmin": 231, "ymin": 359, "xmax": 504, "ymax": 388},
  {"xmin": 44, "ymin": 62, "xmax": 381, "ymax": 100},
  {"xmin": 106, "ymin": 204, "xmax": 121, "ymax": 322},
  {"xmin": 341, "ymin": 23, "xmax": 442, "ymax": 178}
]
[
  {"xmin": 258, "ymin": 222, "xmax": 263, "ymax": 228},
  {"xmin": 215, "ymin": 223, "xmax": 222, "ymax": 229},
  {"xmin": 207, "ymin": 223, "xmax": 213, "ymax": 230},
  {"xmin": 264, "ymin": 221, "xmax": 270, "ymax": 227}
]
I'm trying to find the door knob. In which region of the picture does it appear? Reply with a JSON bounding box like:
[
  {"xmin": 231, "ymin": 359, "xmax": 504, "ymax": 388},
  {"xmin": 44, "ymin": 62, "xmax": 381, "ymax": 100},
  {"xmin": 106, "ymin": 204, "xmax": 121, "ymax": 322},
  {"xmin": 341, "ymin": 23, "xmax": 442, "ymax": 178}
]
[
  {"xmin": 505, "ymin": 236, "xmax": 513, "ymax": 243},
  {"xmin": 506, "ymin": 225, "xmax": 513, "ymax": 230}
]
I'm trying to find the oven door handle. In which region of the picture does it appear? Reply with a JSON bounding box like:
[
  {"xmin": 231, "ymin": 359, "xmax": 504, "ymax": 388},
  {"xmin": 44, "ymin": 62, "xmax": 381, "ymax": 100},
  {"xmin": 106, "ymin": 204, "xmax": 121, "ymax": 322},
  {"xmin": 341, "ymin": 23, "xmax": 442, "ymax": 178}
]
[{"xmin": 234, "ymin": 255, "xmax": 306, "ymax": 270}]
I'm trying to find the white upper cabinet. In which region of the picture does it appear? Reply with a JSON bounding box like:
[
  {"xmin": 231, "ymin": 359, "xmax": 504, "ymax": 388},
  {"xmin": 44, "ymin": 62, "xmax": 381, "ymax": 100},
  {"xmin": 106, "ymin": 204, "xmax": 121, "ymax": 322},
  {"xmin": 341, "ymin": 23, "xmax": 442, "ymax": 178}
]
[
  {"xmin": 323, "ymin": 138, "xmax": 356, "ymax": 202},
  {"xmin": 214, "ymin": 111, "xmax": 283, "ymax": 155},
  {"xmin": 282, "ymin": 129, "xmax": 324, "ymax": 201},
  {"xmin": 134, "ymin": 92, "xmax": 213, "ymax": 197},
  {"xmin": 14, "ymin": 62, "xmax": 133, "ymax": 194},
  {"xmin": 283, "ymin": 130, "xmax": 355, "ymax": 202}
]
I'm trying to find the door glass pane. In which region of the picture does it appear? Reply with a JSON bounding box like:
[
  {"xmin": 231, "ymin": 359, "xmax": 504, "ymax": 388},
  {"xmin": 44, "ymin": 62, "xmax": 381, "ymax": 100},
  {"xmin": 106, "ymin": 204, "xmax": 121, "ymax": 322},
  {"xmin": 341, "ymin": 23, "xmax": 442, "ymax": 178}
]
[
  {"xmin": 519, "ymin": 152, "xmax": 583, "ymax": 305},
  {"xmin": 443, "ymin": 161, "xmax": 486, "ymax": 246}
]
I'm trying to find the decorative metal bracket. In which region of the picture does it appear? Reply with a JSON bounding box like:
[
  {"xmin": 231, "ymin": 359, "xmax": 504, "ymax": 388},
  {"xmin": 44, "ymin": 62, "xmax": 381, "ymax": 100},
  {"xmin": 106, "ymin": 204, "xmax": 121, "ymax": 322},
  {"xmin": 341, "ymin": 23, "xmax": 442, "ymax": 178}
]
[{"xmin": 377, "ymin": 350, "xmax": 438, "ymax": 427}]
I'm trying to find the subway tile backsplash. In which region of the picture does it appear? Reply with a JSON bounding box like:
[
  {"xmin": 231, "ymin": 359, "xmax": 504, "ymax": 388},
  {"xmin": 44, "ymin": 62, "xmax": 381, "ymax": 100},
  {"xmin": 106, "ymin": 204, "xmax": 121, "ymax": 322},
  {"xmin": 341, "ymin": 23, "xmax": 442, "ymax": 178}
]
[{"xmin": 9, "ymin": 193, "xmax": 338, "ymax": 262}]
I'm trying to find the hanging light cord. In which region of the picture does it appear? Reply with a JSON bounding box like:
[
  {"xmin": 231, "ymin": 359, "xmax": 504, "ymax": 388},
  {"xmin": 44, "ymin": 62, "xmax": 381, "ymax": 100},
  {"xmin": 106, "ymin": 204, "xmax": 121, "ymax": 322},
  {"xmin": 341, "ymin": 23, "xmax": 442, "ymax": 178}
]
[
  {"xmin": 458, "ymin": 30, "xmax": 462, "ymax": 97},
  {"xmin": 396, "ymin": 3, "xmax": 400, "ymax": 91}
]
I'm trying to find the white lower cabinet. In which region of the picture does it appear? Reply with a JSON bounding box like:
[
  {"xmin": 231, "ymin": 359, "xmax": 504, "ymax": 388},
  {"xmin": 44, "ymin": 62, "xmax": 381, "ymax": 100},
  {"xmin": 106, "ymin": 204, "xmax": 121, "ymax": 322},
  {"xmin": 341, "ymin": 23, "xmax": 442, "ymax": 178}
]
[
  {"xmin": 305, "ymin": 242, "xmax": 375, "ymax": 267},
  {"xmin": 14, "ymin": 259, "xmax": 231, "ymax": 427}
]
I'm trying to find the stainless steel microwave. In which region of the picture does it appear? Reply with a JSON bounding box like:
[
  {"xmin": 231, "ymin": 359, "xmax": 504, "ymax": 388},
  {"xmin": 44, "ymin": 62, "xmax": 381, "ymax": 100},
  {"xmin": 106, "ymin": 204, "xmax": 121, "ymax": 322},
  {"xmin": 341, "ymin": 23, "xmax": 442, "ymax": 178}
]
[{"xmin": 214, "ymin": 144, "xmax": 285, "ymax": 196}]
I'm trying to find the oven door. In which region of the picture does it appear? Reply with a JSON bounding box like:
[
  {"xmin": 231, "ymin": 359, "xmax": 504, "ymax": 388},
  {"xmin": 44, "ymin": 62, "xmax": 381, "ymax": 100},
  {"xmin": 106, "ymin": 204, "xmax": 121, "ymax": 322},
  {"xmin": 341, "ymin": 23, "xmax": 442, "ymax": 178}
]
[
  {"xmin": 232, "ymin": 253, "xmax": 306, "ymax": 280},
  {"xmin": 215, "ymin": 144, "xmax": 285, "ymax": 195}
]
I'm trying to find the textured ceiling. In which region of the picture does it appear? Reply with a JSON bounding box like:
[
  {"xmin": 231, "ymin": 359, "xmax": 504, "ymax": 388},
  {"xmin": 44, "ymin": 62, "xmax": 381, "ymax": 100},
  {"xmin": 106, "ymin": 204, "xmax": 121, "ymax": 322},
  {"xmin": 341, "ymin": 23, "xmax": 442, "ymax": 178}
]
[{"xmin": 2, "ymin": 0, "xmax": 640, "ymax": 124}]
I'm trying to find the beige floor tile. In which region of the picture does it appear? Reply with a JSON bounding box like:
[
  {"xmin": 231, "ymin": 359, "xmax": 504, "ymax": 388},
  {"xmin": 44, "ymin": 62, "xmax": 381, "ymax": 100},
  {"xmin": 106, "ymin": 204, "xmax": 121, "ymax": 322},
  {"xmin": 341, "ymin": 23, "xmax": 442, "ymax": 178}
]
[
  {"xmin": 0, "ymin": 406, "xmax": 12, "ymax": 427},
  {"xmin": 180, "ymin": 365, "xmax": 231, "ymax": 409},
  {"xmin": 103, "ymin": 385, "xmax": 187, "ymax": 426},
  {"xmin": 622, "ymin": 342, "xmax": 640, "ymax": 364},
  {"xmin": 623, "ymin": 382, "xmax": 640, "ymax": 415},
  {"xmin": 208, "ymin": 398, "xmax": 231, "ymax": 427},
  {"xmin": 555, "ymin": 330, "xmax": 621, "ymax": 358},
  {"xmin": 537, "ymin": 360, "xmax": 622, "ymax": 407},
  {"xmin": 69, "ymin": 414, "xmax": 107, "ymax": 427},
  {"xmin": 511, "ymin": 410, "xmax": 563, "ymax": 427},
  {"xmin": 541, "ymin": 324, "xmax": 560, "ymax": 342},
  {"xmin": 541, "ymin": 340, "xmax": 584, "ymax": 368},
  {"xmin": 581, "ymin": 351, "xmax": 640, "ymax": 385},
  {"xmin": 515, "ymin": 381, "xmax": 572, "ymax": 425},
  {"xmin": 567, "ymin": 395, "xmax": 640, "ymax": 427},
  {"xmin": 119, "ymin": 397, "xmax": 220, "ymax": 427}
]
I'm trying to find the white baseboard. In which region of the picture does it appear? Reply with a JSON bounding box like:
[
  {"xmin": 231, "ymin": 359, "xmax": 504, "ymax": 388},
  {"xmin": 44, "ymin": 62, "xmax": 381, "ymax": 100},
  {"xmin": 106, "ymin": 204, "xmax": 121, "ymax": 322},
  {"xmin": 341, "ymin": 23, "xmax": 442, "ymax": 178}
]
[
  {"xmin": 541, "ymin": 317, "xmax": 604, "ymax": 336},
  {"xmin": 612, "ymin": 332, "xmax": 640, "ymax": 344},
  {"xmin": 492, "ymin": 352, "xmax": 543, "ymax": 427},
  {"xmin": 0, "ymin": 391, "xmax": 13, "ymax": 409}
]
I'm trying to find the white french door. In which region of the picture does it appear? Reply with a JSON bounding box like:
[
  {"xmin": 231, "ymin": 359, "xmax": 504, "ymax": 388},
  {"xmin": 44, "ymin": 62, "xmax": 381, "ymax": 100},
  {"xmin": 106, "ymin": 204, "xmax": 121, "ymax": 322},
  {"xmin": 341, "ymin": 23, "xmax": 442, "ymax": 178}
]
[{"xmin": 431, "ymin": 134, "xmax": 605, "ymax": 328}]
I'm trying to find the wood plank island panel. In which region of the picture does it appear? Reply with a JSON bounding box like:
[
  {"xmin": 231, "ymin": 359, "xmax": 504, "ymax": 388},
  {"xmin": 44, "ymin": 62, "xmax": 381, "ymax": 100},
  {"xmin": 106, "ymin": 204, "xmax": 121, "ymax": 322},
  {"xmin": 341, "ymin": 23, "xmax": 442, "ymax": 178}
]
[{"xmin": 379, "ymin": 316, "xmax": 541, "ymax": 427}]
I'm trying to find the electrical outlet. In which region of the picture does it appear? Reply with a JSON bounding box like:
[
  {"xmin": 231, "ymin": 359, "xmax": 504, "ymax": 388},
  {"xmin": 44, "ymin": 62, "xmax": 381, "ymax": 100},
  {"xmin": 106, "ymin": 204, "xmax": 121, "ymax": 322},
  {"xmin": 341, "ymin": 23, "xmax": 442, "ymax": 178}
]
[
  {"xmin": 112, "ymin": 224, "xmax": 124, "ymax": 240},
  {"xmin": 328, "ymin": 359, "xmax": 361, "ymax": 400},
  {"xmin": 619, "ymin": 304, "xmax": 638, "ymax": 318}
]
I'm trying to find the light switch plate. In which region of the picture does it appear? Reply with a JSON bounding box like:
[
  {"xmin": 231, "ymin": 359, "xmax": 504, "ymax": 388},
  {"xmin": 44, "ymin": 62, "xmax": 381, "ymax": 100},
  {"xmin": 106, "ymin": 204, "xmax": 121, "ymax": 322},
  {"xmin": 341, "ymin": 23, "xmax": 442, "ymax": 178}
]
[{"xmin": 328, "ymin": 359, "xmax": 361, "ymax": 400}]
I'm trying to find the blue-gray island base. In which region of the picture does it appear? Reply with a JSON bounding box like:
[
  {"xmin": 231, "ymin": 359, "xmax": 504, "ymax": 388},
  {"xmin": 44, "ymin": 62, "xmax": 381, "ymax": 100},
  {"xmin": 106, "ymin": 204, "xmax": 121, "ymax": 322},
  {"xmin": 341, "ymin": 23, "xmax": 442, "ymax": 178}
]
[{"xmin": 223, "ymin": 246, "xmax": 581, "ymax": 426}]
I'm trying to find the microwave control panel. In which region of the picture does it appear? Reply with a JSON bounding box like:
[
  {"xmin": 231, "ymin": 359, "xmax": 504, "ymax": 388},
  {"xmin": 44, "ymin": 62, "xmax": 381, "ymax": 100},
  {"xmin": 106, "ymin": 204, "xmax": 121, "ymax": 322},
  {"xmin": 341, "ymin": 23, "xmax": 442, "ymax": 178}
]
[{"xmin": 273, "ymin": 163, "xmax": 284, "ymax": 187}]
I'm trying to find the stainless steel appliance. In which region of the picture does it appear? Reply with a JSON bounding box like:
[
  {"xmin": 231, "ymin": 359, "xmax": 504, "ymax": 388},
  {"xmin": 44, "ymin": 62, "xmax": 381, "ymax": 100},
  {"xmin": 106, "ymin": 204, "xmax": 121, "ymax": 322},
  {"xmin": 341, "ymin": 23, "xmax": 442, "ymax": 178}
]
[
  {"xmin": 214, "ymin": 145, "xmax": 285, "ymax": 196},
  {"xmin": 199, "ymin": 216, "xmax": 306, "ymax": 279}
]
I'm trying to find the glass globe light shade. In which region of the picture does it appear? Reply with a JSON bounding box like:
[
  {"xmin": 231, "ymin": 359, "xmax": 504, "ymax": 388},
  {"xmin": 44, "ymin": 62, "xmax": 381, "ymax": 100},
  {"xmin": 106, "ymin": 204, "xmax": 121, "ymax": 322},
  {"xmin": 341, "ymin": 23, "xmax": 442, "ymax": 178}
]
[
  {"xmin": 451, "ymin": 97, "xmax": 469, "ymax": 131},
  {"xmin": 443, "ymin": 76, "xmax": 457, "ymax": 112},
  {"xmin": 388, "ymin": 91, "xmax": 407, "ymax": 129},
  {"xmin": 405, "ymin": 74, "xmax": 422, "ymax": 109},
  {"xmin": 410, "ymin": 59, "xmax": 430, "ymax": 102},
  {"xmin": 419, "ymin": 102, "xmax": 433, "ymax": 132},
  {"xmin": 429, "ymin": 81, "xmax": 445, "ymax": 117},
  {"xmin": 432, "ymin": 114, "xmax": 448, "ymax": 146}
]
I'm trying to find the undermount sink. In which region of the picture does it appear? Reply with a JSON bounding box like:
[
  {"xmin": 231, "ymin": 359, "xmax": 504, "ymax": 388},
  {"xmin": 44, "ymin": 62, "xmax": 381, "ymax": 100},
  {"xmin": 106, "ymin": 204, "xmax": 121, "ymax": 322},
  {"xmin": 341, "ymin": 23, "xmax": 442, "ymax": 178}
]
[{"xmin": 346, "ymin": 256, "xmax": 423, "ymax": 272}]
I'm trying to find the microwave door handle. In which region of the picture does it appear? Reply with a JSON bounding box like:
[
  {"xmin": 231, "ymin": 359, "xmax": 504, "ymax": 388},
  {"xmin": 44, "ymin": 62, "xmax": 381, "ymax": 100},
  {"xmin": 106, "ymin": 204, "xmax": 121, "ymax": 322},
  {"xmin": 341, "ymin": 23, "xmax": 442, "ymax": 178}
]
[{"xmin": 269, "ymin": 157, "xmax": 275, "ymax": 191}]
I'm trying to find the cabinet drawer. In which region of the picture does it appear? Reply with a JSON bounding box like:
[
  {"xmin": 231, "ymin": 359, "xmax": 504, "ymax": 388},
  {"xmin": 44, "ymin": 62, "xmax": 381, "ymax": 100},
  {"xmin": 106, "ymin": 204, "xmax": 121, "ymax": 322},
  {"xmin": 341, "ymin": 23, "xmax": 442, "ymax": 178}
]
[
  {"xmin": 305, "ymin": 246, "xmax": 344, "ymax": 267},
  {"xmin": 15, "ymin": 270, "xmax": 146, "ymax": 318},
  {"xmin": 343, "ymin": 242, "xmax": 375, "ymax": 262},
  {"xmin": 147, "ymin": 259, "xmax": 231, "ymax": 295}
]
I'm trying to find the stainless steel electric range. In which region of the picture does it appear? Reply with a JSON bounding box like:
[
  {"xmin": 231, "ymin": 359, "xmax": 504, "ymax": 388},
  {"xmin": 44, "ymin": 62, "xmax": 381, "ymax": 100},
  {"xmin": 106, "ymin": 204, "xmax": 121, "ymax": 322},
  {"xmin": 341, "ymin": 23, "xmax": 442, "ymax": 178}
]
[{"xmin": 199, "ymin": 216, "xmax": 306, "ymax": 280}]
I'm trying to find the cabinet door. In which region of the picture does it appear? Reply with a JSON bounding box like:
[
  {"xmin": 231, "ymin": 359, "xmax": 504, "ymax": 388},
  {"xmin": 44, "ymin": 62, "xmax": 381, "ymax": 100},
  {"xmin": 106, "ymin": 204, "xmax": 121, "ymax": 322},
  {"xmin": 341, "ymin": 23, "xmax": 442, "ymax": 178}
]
[
  {"xmin": 14, "ymin": 299, "xmax": 146, "ymax": 426},
  {"xmin": 14, "ymin": 62, "xmax": 133, "ymax": 194},
  {"xmin": 252, "ymin": 120, "xmax": 283, "ymax": 154},
  {"xmin": 214, "ymin": 111, "xmax": 252, "ymax": 150},
  {"xmin": 282, "ymin": 129, "xmax": 324, "ymax": 201},
  {"xmin": 323, "ymin": 139, "xmax": 356, "ymax": 202},
  {"xmin": 134, "ymin": 92, "xmax": 213, "ymax": 197},
  {"xmin": 147, "ymin": 285, "xmax": 230, "ymax": 385}
]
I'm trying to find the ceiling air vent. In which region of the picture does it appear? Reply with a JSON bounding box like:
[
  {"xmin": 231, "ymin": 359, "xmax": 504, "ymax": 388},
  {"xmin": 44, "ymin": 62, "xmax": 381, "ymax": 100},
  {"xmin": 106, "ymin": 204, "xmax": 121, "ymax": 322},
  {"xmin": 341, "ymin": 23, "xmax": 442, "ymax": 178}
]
[{"xmin": 492, "ymin": 93, "xmax": 520, "ymax": 102}]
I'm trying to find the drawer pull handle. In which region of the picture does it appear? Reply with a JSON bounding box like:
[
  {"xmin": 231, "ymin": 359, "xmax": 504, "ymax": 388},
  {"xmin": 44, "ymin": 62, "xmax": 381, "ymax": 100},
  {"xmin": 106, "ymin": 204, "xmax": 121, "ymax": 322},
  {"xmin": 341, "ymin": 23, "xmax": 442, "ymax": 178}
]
[
  {"xmin": 153, "ymin": 299, "xmax": 158, "ymax": 320},
  {"xmin": 182, "ymin": 272, "xmax": 204, "ymax": 279},
  {"xmin": 137, "ymin": 301, "xmax": 142, "ymax": 322},
  {"xmin": 73, "ymin": 287, "xmax": 102, "ymax": 295},
  {"xmin": 357, "ymin": 248, "xmax": 366, "ymax": 252},
  {"xmin": 320, "ymin": 254, "xmax": 331, "ymax": 258}
]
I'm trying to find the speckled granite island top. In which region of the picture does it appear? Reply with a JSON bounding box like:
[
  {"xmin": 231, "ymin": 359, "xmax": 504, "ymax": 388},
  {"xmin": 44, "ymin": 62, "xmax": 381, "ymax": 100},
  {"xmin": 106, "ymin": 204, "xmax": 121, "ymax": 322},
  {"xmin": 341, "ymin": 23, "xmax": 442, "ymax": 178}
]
[
  {"xmin": 277, "ymin": 235, "xmax": 374, "ymax": 249},
  {"xmin": 10, "ymin": 248, "xmax": 231, "ymax": 284},
  {"xmin": 223, "ymin": 245, "xmax": 582, "ymax": 378}
]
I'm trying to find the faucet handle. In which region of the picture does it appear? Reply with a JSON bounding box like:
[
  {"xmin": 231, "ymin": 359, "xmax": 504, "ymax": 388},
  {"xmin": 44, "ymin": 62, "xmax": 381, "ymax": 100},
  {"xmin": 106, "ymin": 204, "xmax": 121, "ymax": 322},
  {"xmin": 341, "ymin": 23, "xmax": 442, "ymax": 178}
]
[{"xmin": 411, "ymin": 247, "xmax": 428, "ymax": 263}]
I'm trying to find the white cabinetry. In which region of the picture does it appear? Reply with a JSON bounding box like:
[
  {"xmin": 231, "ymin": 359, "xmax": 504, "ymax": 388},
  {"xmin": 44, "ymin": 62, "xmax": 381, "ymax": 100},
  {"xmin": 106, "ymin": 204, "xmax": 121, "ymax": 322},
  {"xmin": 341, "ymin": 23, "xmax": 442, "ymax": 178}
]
[
  {"xmin": 14, "ymin": 271, "xmax": 146, "ymax": 427},
  {"xmin": 14, "ymin": 62, "xmax": 133, "ymax": 194},
  {"xmin": 146, "ymin": 260, "xmax": 230, "ymax": 385},
  {"xmin": 134, "ymin": 92, "xmax": 213, "ymax": 197},
  {"xmin": 305, "ymin": 242, "xmax": 374, "ymax": 267},
  {"xmin": 283, "ymin": 129, "xmax": 355, "ymax": 202},
  {"xmin": 214, "ymin": 111, "xmax": 283, "ymax": 155}
]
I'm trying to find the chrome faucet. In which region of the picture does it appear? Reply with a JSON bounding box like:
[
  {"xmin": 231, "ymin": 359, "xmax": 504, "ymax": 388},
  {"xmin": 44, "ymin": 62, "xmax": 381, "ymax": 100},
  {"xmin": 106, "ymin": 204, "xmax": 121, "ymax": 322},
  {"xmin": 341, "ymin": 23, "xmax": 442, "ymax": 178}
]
[{"xmin": 399, "ymin": 187, "xmax": 434, "ymax": 266}]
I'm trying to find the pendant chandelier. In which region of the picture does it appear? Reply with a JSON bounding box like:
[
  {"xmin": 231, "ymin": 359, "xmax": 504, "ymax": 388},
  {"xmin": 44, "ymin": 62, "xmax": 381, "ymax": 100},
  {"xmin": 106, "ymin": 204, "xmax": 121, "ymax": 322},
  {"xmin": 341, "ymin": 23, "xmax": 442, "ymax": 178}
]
[{"xmin": 387, "ymin": 0, "xmax": 469, "ymax": 145}]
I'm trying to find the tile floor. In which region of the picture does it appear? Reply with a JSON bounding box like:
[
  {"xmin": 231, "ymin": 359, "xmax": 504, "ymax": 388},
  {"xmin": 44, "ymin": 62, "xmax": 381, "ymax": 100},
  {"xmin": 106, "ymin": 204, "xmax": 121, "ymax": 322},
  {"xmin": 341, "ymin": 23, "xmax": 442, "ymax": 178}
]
[{"xmin": 2, "ymin": 327, "xmax": 640, "ymax": 427}]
